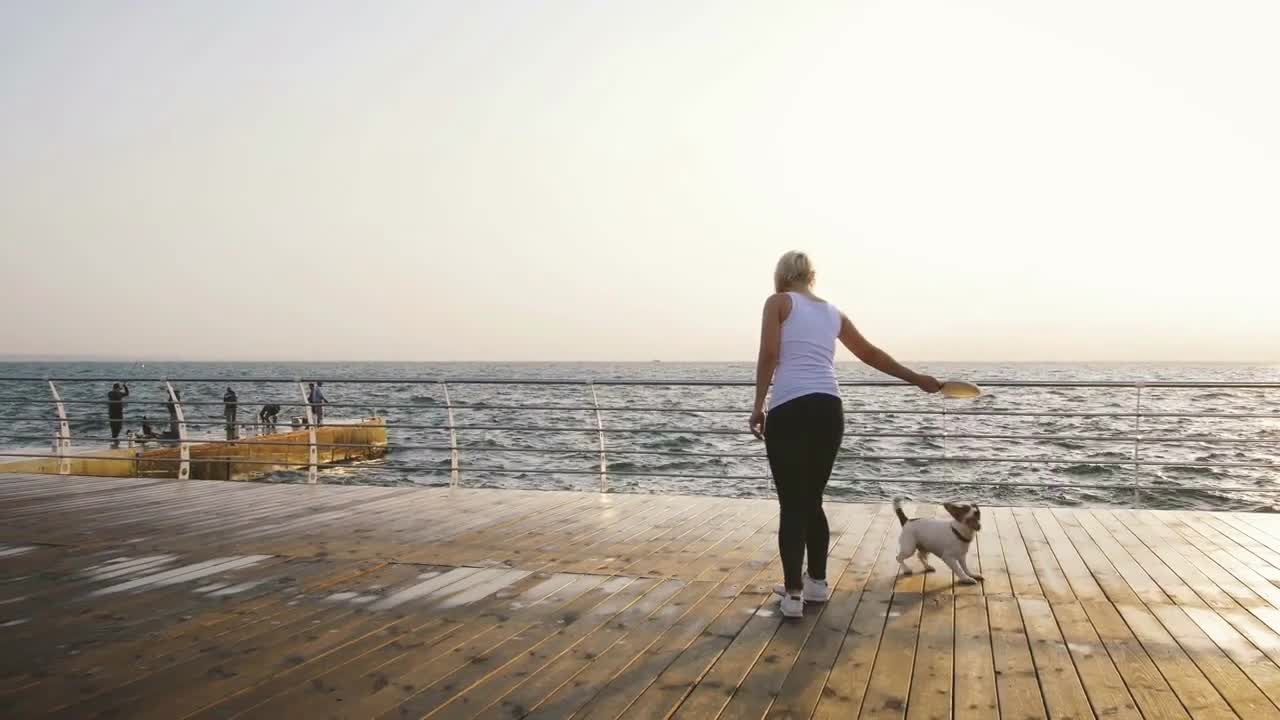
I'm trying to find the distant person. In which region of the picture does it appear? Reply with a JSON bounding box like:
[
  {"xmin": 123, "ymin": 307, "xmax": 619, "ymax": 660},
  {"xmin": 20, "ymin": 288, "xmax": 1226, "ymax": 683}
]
[
  {"xmin": 751, "ymin": 251, "xmax": 940, "ymax": 619},
  {"xmin": 223, "ymin": 387, "xmax": 239, "ymax": 441},
  {"xmin": 140, "ymin": 416, "xmax": 158, "ymax": 439},
  {"xmin": 258, "ymin": 404, "xmax": 280, "ymax": 433},
  {"xmin": 307, "ymin": 382, "xmax": 328, "ymax": 426},
  {"xmin": 107, "ymin": 382, "xmax": 129, "ymax": 447}
]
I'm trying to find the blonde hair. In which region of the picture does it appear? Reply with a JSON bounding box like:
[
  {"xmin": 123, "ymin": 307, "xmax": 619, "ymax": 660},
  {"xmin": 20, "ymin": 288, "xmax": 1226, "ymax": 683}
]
[{"xmin": 774, "ymin": 251, "xmax": 815, "ymax": 293}]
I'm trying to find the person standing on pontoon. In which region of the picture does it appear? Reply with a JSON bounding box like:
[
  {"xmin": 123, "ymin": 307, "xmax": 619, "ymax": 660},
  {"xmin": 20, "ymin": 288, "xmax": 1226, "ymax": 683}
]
[
  {"xmin": 751, "ymin": 251, "xmax": 941, "ymax": 619},
  {"xmin": 223, "ymin": 387, "xmax": 239, "ymax": 441},
  {"xmin": 258, "ymin": 404, "xmax": 280, "ymax": 433},
  {"xmin": 307, "ymin": 382, "xmax": 327, "ymax": 426},
  {"xmin": 107, "ymin": 382, "xmax": 129, "ymax": 448}
]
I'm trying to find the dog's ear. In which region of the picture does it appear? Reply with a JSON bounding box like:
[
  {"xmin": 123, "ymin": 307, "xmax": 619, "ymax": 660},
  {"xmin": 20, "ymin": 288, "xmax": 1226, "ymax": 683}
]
[{"xmin": 944, "ymin": 503, "xmax": 971, "ymax": 521}]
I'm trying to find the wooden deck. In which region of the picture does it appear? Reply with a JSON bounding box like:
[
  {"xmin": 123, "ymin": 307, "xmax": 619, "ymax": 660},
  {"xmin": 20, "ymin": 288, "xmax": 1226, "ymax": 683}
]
[{"xmin": 4, "ymin": 476, "xmax": 1280, "ymax": 719}]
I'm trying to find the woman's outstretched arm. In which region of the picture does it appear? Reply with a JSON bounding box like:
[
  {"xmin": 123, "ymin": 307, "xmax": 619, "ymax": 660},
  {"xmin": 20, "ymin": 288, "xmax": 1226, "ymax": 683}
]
[{"xmin": 838, "ymin": 313, "xmax": 940, "ymax": 392}]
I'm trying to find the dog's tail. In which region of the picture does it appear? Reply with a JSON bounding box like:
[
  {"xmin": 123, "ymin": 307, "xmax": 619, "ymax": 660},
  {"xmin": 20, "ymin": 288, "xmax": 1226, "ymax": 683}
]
[{"xmin": 892, "ymin": 497, "xmax": 911, "ymax": 526}]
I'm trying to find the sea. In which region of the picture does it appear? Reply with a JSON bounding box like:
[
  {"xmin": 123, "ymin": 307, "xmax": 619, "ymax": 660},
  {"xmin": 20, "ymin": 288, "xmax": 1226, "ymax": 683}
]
[{"xmin": 1, "ymin": 362, "xmax": 1277, "ymax": 511}]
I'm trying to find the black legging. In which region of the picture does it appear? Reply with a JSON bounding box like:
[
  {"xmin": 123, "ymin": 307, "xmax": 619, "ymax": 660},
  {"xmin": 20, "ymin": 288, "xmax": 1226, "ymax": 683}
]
[{"xmin": 765, "ymin": 392, "xmax": 844, "ymax": 591}]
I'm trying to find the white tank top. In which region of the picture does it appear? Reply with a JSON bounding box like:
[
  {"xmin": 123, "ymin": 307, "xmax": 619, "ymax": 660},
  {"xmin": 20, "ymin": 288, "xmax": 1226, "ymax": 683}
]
[{"xmin": 769, "ymin": 292, "xmax": 842, "ymax": 410}]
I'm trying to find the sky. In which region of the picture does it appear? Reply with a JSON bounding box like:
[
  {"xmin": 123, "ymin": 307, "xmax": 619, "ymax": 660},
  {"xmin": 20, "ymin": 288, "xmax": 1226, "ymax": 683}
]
[{"xmin": 1, "ymin": 1, "xmax": 1277, "ymax": 362}]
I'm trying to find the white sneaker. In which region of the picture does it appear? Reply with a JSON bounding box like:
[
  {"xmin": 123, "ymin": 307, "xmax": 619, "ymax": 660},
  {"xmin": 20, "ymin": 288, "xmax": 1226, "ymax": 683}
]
[
  {"xmin": 779, "ymin": 592, "xmax": 804, "ymax": 618},
  {"xmin": 772, "ymin": 573, "xmax": 831, "ymax": 604}
]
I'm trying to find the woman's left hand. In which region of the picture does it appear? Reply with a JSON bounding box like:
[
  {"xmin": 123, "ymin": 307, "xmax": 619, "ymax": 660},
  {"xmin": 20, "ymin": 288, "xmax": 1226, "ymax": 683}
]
[{"xmin": 749, "ymin": 408, "xmax": 766, "ymax": 439}]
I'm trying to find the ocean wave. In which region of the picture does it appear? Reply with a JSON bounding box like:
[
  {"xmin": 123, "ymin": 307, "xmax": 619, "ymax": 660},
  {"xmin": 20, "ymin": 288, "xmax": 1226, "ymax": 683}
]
[
  {"xmin": 1060, "ymin": 463, "xmax": 1120, "ymax": 477},
  {"xmin": 638, "ymin": 435, "xmax": 697, "ymax": 450},
  {"xmin": 1161, "ymin": 464, "xmax": 1226, "ymax": 479}
]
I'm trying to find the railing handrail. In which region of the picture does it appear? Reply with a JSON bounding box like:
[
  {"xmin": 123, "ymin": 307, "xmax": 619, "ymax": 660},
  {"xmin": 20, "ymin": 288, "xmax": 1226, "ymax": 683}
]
[
  {"xmin": 1, "ymin": 374, "xmax": 1276, "ymax": 503},
  {"xmin": 2, "ymin": 376, "xmax": 1279, "ymax": 389}
]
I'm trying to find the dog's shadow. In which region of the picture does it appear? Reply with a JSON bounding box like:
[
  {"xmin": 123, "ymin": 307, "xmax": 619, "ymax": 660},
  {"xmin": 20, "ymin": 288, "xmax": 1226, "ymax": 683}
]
[{"xmin": 891, "ymin": 566, "xmax": 981, "ymax": 596}]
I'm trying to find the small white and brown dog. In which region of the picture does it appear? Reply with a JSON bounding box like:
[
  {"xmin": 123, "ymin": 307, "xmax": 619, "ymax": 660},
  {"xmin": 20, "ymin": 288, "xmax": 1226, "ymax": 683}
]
[{"xmin": 893, "ymin": 497, "xmax": 984, "ymax": 585}]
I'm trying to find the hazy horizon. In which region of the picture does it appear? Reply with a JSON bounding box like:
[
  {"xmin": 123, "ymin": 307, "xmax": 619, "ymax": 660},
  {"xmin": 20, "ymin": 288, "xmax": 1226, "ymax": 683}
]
[
  {"xmin": 1, "ymin": 355, "xmax": 1275, "ymax": 367},
  {"xmin": 3, "ymin": 2, "xmax": 1277, "ymax": 363}
]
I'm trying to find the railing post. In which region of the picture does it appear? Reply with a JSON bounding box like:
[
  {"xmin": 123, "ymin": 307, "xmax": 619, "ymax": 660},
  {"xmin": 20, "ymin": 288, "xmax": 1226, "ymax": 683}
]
[
  {"xmin": 441, "ymin": 382, "xmax": 459, "ymax": 488},
  {"xmin": 588, "ymin": 382, "xmax": 608, "ymax": 492},
  {"xmin": 164, "ymin": 381, "xmax": 190, "ymax": 480},
  {"xmin": 1132, "ymin": 384, "xmax": 1143, "ymax": 506},
  {"xmin": 48, "ymin": 381, "xmax": 71, "ymax": 475},
  {"xmin": 299, "ymin": 381, "xmax": 318, "ymax": 484},
  {"xmin": 939, "ymin": 392, "xmax": 951, "ymax": 495}
]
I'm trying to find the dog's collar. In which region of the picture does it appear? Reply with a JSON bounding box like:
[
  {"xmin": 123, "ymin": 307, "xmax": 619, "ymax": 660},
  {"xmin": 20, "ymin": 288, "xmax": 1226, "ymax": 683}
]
[{"xmin": 951, "ymin": 526, "xmax": 973, "ymax": 543}]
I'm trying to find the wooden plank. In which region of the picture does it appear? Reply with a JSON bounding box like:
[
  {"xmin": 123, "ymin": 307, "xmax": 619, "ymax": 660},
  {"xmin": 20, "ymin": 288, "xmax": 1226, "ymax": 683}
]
[
  {"xmin": 1190, "ymin": 513, "xmax": 1280, "ymax": 587},
  {"xmin": 571, "ymin": 581, "xmax": 767, "ymax": 719},
  {"xmin": 627, "ymin": 503, "xmax": 753, "ymax": 579},
  {"xmin": 1223, "ymin": 512, "xmax": 1280, "ymax": 550},
  {"xmin": 0, "ymin": 554, "xmax": 344, "ymax": 683},
  {"xmin": 905, "ymin": 594, "xmax": 954, "ymax": 720},
  {"xmin": 953, "ymin": 596, "xmax": 998, "ymax": 720},
  {"xmin": 461, "ymin": 578, "xmax": 689, "ymax": 720},
  {"xmin": 1176, "ymin": 604, "xmax": 1280, "ymax": 713},
  {"xmin": 1115, "ymin": 605, "xmax": 1236, "ymax": 717},
  {"xmin": 608, "ymin": 590, "xmax": 771, "ymax": 720},
  {"xmin": 993, "ymin": 507, "xmax": 1041, "ymax": 598},
  {"xmin": 809, "ymin": 593, "xmax": 892, "ymax": 720},
  {"xmin": 684, "ymin": 506, "xmax": 778, "ymax": 585},
  {"xmin": 21, "ymin": 479, "xmax": 1280, "ymax": 720},
  {"xmin": 1032, "ymin": 508, "xmax": 1107, "ymax": 602},
  {"xmin": 548, "ymin": 496, "xmax": 706, "ymax": 572},
  {"xmin": 1016, "ymin": 597, "xmax": 1101, "ymax": 720},
  {"xmin": 811, "ymin": 509, "xmax": 916, "ymax": 720},
  {"xmin": 1081, "ymin": 511, "xmax": 1238, "ymax": 719},
  {"xmin": 1012, "ymin": 507, "xmax": 1074, "ymax": 603},
  {"xmin": 715, "ymin": 566, "xmax": 847, "ymax": 719},
  {"xmin": 334, "ymin": 575, "xmax": 623, "ymax": 720},
  {"xmin": 631, "ymin": 518, "xmax": 789, "ymax": 718},
  {"xmin": 468, "ymin": 510, "xmax": 782, "ymax": 720},
  {"xmin": 218, "ymin": 568, "xmax": 607, "ymax": 719},
  {"xmin": 764, "ymin": 508, "xmax": 892, "ymax": 720},
  {"xmin": 986, "ymin": 595, "xmax": 1048, "ymax": 720},
  {"xmin": 189, "ymin": 577, "xmax": 610, "ymax": 717},
  {"xmin": 906, "ymin": 496, "xmax": 955, "ymax": 720},
  {"xmin": 0, "ymin": 554, "xmax": 303, "ymax": 671},
  {"xmin": 669, "ymin": 595, "xmax": 787, "ymax": 718},
  {"xmin": 268, "ymin": 577, "xmax": 663, "ymax": 720},
  {"xmin": 975, "ymin": 507, "xmax": 1011, "ymax": 596},
  {"xmin": 512, "ymin": 581, "xmax": 716, "ymax": 719},
  {"xmin": 1066, "ymin": 509, "xmax": 1167, "ymax": 605},
  {"xmin": 482, "ymin": 495, "xmax": 684, "ymax": 572},
  {"xmin": 22, "ymin": 562, "xmax": 429, "ymax": 718},
  {"xmin": 857, "ymin": 591, "xmax": 924, "ymax": 719},
  {"xmin": 1044, "ymin": 600, "xmax": 1141, "ymax": 719},
  {"xmin": 1148, "ymin": 603, "xmax": 1280, "ymax": 719},
  {"xmin": 711, "ymin": 507, "xmax": 881, "ymax": 720},
  {"xmin": 1133, "ymin": 510, "xmax": 1265, "ymax": 610},
  {"xmin": 1043, "ymin": 511, "xmax": 1192, "ymax": 718},
  {"xmin": 1049, "ymin": 509, "xmax": 1145, "ymax": 605},
  {"xmin": 1086, "ymin": 510, "xmax": 1204, "ymax": 608},
  {"xmin": 589, "ymin": 499, "xmax": 736, "ymax": 577},
  {"xmin": 1159, "ymin": 512, "xmax": 1280, "ymax": 610},
  {"xmin": 1078, "ymin": 600, "xmax": 1192, "ymax": 719},
  {"xmin": 1212, "ymin": 604, "xmax": 1280, "ymax": 671}
]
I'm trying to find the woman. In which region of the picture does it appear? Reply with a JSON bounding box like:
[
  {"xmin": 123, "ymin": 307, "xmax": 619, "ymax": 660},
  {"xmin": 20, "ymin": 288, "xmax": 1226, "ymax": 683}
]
[{"xmin": 751, "ymin": 251, "xmax": 940, "ymax": 618}]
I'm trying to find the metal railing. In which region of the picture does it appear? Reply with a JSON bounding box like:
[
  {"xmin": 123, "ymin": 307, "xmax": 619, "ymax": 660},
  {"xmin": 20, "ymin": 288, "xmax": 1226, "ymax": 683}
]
[{"xmin": 0, "ymin": 375, "xmax": 1276, "ymax": 502}]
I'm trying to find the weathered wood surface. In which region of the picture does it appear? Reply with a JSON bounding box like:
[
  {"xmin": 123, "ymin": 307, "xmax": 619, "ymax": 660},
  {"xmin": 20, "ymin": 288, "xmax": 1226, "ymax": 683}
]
[{"xmin": 3, "ymin": 474, "xmax": 1280, "ymax": 718}]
